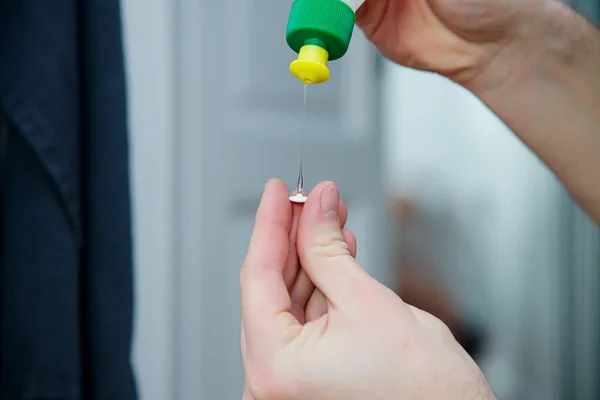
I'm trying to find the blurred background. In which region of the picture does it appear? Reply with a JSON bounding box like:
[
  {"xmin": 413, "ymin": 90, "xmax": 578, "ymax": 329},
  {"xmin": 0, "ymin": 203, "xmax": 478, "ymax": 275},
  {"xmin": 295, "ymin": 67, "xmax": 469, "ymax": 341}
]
[{"xmin": 122, "ymin": 0, "xmax": 600, "ymax": 399}]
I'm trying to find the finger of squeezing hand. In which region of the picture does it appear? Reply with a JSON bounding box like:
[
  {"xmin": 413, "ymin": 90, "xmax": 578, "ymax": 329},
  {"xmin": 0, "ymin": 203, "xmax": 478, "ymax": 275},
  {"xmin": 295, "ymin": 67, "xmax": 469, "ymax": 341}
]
[{"xmin": 241, "ymin": 179, "xmax": 299, "ymax": 349}]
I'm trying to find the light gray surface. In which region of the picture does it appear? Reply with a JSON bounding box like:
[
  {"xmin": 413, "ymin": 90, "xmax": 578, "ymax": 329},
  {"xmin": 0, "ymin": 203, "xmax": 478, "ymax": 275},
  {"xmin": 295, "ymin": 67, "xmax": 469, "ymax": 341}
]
[
  {"xmin": 126, "ymin": 0, "xmax": 600, "ymax": 398},
  {"xmin": 123, "ymin": 0, "xmax": 178, "ymax": 399},
  {"xmin": 172, "ymin": 1, "xmax": 388, "ymax": 399},
  {"xmin": 382, "ymin": 1, "xmax": 600, "ymax": 396}
]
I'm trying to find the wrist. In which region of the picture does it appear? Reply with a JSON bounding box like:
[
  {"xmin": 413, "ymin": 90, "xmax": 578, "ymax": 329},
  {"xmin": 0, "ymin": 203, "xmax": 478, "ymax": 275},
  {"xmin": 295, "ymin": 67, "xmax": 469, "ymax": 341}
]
[
  {"xmin": 464, "ymin": 0, "xmax": 596, "ymax": 96},
  {"xmin": 463, "ymin": 0, "xmax": 600, "ymax": 221}
]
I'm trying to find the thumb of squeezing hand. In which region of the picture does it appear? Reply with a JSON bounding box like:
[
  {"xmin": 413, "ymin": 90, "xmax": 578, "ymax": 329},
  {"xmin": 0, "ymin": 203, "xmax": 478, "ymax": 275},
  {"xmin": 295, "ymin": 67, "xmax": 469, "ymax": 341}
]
[{"xmin": 297, "ymin": 182, "xmax": 373, "ymax": 312}]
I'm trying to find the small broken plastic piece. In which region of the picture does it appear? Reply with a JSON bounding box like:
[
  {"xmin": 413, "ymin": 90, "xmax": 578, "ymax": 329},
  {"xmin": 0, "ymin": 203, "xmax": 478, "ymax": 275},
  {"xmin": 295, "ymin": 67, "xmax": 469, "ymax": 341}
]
[{"xmin": 289, "ymin": 193, "xmax": 308, "ymax": 203}]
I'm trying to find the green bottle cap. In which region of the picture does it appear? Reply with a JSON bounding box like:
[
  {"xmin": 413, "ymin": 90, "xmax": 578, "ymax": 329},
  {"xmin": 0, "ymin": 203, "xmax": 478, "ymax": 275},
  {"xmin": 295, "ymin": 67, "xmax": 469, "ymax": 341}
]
[{"xmin": 286, "ymin": 0, "xmax": 356, "ymax": 61}]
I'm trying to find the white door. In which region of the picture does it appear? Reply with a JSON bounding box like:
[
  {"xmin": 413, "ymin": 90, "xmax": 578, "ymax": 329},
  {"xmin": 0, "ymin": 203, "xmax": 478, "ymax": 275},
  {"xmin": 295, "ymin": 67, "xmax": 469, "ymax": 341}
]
[{"xmin": 173, "ymin": 0, "xmax": 389, "ymax": 398}]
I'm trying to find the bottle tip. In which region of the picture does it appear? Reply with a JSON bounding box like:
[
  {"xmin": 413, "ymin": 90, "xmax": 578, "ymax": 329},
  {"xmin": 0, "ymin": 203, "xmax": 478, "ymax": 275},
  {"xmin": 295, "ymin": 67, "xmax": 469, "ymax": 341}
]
[
  {"xmin": 290, "ymin": 60, "xmax": 330, "ymax": 84},
  {"xmin": 290, "ymin": 44, "xmax": 331, "ymax": 84}
]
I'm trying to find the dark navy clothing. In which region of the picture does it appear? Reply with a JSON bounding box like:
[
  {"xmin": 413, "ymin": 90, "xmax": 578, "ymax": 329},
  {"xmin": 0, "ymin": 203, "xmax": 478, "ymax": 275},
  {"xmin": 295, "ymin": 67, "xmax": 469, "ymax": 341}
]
[{"xmin": 0, "ymin": 1, "xmax": 136, "ymax": 399}]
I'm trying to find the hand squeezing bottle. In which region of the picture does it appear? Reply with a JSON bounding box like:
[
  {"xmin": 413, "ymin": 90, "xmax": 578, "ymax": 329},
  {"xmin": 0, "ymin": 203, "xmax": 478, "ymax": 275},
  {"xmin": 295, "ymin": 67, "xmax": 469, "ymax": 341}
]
[{"xmin": 286, "ymin": 0, "xmax": 366, "ymax": 84}]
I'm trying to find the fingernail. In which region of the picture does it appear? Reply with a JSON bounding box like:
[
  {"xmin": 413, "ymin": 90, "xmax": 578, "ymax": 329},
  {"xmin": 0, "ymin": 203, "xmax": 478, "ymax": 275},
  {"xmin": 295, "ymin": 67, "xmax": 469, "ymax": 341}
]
[{"xmin": 321, "ymin": 185, "xmax": 339, "ymax": 221}]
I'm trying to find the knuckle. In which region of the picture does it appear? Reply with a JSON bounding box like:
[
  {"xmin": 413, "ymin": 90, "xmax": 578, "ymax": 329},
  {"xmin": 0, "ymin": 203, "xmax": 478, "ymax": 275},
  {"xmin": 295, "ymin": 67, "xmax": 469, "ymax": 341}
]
[
  {"xmin": 409, "ymin": 305, "xmax": 455, "ymax": 340},
  {"xmin": 435, "ymin": 319, "xmax": 454, "ymax": 339},
  {"xmin": 309, "ymin": 227, "xmax": 351, "ymax": 259},
  {"xmin": 426, "ymin": 314, "xmax": 455, "ymax": 339}
]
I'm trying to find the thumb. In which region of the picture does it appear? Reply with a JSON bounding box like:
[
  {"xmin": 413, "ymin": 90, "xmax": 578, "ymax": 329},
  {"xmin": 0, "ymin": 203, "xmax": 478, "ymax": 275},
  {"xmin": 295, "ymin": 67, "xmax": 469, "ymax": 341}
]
[{"xmin": 297, "ymin": 182, "xmax": 372, "ymax": 311}]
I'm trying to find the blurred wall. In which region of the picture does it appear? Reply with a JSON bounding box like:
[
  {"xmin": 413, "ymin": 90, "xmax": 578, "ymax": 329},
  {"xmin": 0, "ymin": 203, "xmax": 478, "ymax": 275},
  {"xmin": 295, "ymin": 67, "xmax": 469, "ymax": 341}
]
[
  {"xmin": 382, "ymin": 63, "xmax": 566, "ymax": 400},
  {"xmin": 119, "ymin": 0, "xmax": 594, "ymax": 399},
  {"xmin": 122, "ymin": 1, "xmax": 177, "ymax": 399}
]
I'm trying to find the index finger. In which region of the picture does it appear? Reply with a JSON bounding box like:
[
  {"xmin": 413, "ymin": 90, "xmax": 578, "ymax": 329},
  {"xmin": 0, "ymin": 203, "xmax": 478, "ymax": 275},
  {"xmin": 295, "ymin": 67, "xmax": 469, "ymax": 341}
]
[{"xmin": 241, "ymin": 179, "xmax": 299, "ymax": 351}]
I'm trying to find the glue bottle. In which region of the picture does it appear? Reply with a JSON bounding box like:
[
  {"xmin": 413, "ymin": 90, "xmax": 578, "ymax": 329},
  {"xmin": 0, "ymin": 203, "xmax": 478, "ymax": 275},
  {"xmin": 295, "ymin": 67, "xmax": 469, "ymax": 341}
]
[{"xmin": 286, "ymin": 0, "xmax": 366, "ymax": 84}]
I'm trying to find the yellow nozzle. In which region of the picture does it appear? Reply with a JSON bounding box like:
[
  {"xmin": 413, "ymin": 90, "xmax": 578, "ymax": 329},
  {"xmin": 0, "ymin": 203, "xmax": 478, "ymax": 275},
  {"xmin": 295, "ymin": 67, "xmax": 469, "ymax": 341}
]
[{"xmin": 289, "ymin": 44, "xmax": 330, "ymax": 84}]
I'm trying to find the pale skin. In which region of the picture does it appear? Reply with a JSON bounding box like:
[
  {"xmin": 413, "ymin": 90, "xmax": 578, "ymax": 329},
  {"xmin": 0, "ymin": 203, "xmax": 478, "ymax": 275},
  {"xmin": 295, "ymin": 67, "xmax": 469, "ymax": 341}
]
[
  {"xmin": 241, "ymin": 0, "xmax": 600, "ymax": 398},
  {"xmin": 241, "ymin": 180, "xmax": 493, "ymax": 400},
  {"xmin": 357, "ymin": 0, "xmax": 600, "ymax": 222}
]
